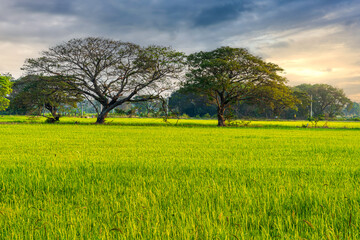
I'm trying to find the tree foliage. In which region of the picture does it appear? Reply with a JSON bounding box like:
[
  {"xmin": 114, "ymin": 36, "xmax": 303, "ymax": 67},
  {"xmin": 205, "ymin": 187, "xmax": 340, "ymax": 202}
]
[
  {"xmin": 184, "ymin": 47, "xmax": 298, "ymax": 126},
  {"xmin": 280, "ymin": 89, "xmax": 311, "ymax": 119},
  {"xmin": 169, "ymin": 90, "xmax": 217, "ymax": 117},
  {"xmin": 11, "ymin": 75, "xmax": 83, "ymax": 121},
  {"xmin": 22, "ymin": 37, "xmax": 185, "ymax": 123},
  {"xmin": 344, "ymin": 102, "xmax": 360, "ymax": 116},
  {"xmin": 295, "ymin": 84, "xmax": 351, "ymax": 118},
  {"xmin": 0, "ymin": 74, "xmax": 13, "ymax": 111}
]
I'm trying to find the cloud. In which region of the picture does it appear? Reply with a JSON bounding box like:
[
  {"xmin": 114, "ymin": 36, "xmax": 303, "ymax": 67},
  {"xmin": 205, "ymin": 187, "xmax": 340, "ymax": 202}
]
[
  {"xmin": 1, "ymin": 0, "xmax": 360, "ymax": 101},
  {"xmin": 11, "ymin": 0, "xmax": 74, "ymax": 15},
  {"xmin": 1, "ymin": 0, "xmax": 356, "ymax": 42},
  {"xmin": 193, "ymin": 2, "xmax": 250, "ymax": 27}
]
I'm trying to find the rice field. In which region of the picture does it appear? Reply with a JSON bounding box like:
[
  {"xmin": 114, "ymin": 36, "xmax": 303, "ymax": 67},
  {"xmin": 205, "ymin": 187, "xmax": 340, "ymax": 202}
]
[
  {"xmin": 1, "ymin": 117, "xmax": 360, "ymax": 239},
  {"xmin": 1, "ymin": 115, "xmax": 360, "ymax": 129}
]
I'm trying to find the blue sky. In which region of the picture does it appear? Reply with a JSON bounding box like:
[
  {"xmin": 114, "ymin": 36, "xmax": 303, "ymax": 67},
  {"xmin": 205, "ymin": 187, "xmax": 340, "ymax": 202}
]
[{"xmin": 1, "ymin": 0, "xmax": 360, "ymax": 101}]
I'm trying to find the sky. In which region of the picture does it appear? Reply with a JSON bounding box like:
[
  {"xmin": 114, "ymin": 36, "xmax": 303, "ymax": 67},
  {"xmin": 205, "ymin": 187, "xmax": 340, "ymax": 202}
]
[{"xmin": 1, "ymin": 0, "xmax": 360, "ymax": 101}]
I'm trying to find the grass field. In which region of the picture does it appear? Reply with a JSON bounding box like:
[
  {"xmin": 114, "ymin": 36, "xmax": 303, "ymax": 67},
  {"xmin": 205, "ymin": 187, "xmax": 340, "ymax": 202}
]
[
  {"xmin": 1, "ymin": 117, "xmax": 360, "ymax": 239},
  {"xmin": 1, "ymin": 115, "xmax": 360, "ymax": 129}
]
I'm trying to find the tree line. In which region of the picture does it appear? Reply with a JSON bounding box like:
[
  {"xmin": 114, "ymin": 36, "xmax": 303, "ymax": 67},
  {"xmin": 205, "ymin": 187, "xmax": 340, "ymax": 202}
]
[
  {"xmin": 169, "ymin": 83, "xmax": 354, "ymax": 120},
  {"xmin": 0, "ymin": 37, "xmax": 356, "ymax": 126}
]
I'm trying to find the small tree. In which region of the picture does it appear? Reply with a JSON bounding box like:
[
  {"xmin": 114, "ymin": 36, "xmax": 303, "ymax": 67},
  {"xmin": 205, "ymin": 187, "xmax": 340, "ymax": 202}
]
[
  {"xmin": 22, "ymin": 37, "xmax": 185, "ymax": 124},
  {"xmin": 185, "ymin": 47, "xmax": 296, "ymax": 126},
  {"xmin": 12, "ymin": 75, "xmax": 83, "ymax": 121},
  {"xmin": 0, "ymin": 74, "xmax": 13, "ymax": 111}
]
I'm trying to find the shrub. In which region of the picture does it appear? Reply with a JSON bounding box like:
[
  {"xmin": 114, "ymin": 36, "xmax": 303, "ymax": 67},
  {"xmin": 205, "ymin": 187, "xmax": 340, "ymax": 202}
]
[{"xmin": 203, "ymin": 113, "xmax": 211, "ymax": 119}]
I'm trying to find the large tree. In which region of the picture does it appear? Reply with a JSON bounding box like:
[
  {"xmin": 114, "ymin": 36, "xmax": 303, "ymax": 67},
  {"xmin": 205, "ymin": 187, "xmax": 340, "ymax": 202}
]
[
  {"xmin": 0, "ymin": 74, "xmax": 13, "ymax": 111},
  {"xmin": 22, "ymin": 37, "xmax": 185, "ymax": 123},
  {"xmin": 12, "ymin": 75, "xmax": 83, "ymax": 121},
  {"xmin": 185, "ymin": 47, "xmax": 297, "ymax": 126}
]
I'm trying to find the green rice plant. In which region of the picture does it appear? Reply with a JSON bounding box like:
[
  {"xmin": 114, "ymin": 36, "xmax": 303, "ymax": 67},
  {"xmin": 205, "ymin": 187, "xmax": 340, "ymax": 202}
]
[
  {"xmin": 0, "ymin": 122, "xmax": 360, "ymax": 238},
  {"xmin": 3, "ymin": 115, "xmax": 360, "ymax": 129}
]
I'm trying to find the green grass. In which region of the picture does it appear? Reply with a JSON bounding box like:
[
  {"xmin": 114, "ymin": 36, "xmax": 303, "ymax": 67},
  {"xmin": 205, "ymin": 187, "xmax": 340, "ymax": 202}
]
[
  {"xmin": 1, "ymin": 118, "xmax": 360, "ymax": 239},
  {"xmin": 1, "ymin": 115, "xmax": 360, "ymax": 129}
]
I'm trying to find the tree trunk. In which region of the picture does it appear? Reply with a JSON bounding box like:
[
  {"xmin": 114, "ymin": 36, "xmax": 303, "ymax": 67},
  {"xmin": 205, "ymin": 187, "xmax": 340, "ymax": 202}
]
[
  {"xmin": 217, "ymin": 106, "xmax": 226, "ymax": 127},
  {"xmin": 96, "ymin": 101, "xmax": 127, "ymax": 123},
  {"xmin": 45, "ymin": 104, "xmax": 60, "ymax": 122},
  {"xmin": 96, "ymin": 111, "xmax": 109, "ymax": 124},
  {"xmin": 51, "ymin": 110, "xmax": 60, "ymax": 121},
  {"xmin": 50, "ymin": 107, "xmax": 59, "ymax": 121},
  {"xmin": 96, "ymin": 103, "xmax": 117, "ymax": 123}
]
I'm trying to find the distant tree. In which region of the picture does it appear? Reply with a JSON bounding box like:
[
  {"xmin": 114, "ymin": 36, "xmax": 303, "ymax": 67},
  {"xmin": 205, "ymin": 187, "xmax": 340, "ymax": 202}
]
[
  {"xmin": 169, "ymin": 86, "xmax": 298, "ymax": 120},
  {"xmin": 282, "ymin": 89, "xmax": 311, "ymax": 119},
  {"xmin": 132, "ymin": 97, "xmax": 163, "ymax": 117},
  {"xmin": 22, "ymin": 37, "xmax": 185, "ymax": 124},
  {"xmin": 295, "ymin": 84, "xmax": 351, "ymax": 118},
  {"xmin": 252, "ymin": 84, "xmax": 300, "ymax": 118},
  {"xmin": 230, "ymin": 102, "xmax": 264, "ymax": 118},
  {"xmin": 12, "ymin": 75, "xmax": 83, "ymax": 121},
  {"xmin": 185, "ymin": 47, "xmax": 297, "ymax": 126},
  {"xmin": 344, "ymin": 102, "xmax": 360, "ymax": 116},
  {"xmin": 0, "ymin": 74, "xmax": 13, "ymax": 111},
  {"xmin": 169, "ymin": 90, "xmax": 217, "ymax": 117}
]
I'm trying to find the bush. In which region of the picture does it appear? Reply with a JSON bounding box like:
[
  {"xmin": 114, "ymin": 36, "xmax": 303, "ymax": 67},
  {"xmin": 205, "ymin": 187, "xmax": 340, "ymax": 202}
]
[
  {"xmin": 349, "ymin": 117, "xmax": 360, "ymax": 121},
  {"xmin": 45, "ymin": 116, "xmax": 60, "ymax": 123},
  {"xmin": 227, "ymin": 120, "xmax": 251, "ymax": 127},
  {"xmin": 114, "ymin": 109, "xmax": 127, "ymax": 116},
  {"xmin": 203, "ymin": 113, "xmax": 211, "ymax": 119}
]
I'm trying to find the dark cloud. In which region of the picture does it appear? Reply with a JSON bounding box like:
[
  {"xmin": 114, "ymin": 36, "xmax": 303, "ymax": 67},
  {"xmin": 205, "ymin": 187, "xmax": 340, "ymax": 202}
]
[
  {"xmin": 74, "ymin": 0, "xmax": 253, "ymax": 30},
  {"xmin": 193, "ymin": 2, "xmax": 249, "ymax": 27},
  {"xmin": 11, "ymin": 0, "xmax": 74, "ymax": 14},
  {"xmin": 1, "ymin": 0, "xmax": 360, "ymax": 101},
  {"xmin": 4, "ymin": 0, "xmax": 358, "ymax": 34}
]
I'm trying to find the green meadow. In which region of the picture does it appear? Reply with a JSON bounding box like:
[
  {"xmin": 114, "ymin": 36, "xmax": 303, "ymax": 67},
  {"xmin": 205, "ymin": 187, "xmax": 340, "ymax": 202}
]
[
  {"xmin": 1, "ymin": 117, "xmax": 360, "ymax": 239},
  {"xmin": 1, "ymin": 115, "xmax": 360, "ymax": 129}
]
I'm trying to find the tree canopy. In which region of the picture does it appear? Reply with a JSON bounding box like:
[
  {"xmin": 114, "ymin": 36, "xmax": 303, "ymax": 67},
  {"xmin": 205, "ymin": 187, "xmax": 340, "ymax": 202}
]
[
  {"xmin": 0, "ymin": 74, "xmax": 13, "ymax": 111},
  {"xmin": 295, "ymin": 84, "xmax": 351, "ymax": 118},
  {"xmin": 11, "ymin": 75, "xmax": 83, "ymax": 121},
  {"xmin": 184, "ymin": 47, "xmax": 298, "ymax": 126},
  {"xmin": 22, "ymin": 37, "xmax": 185, "ymax": 123}
]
